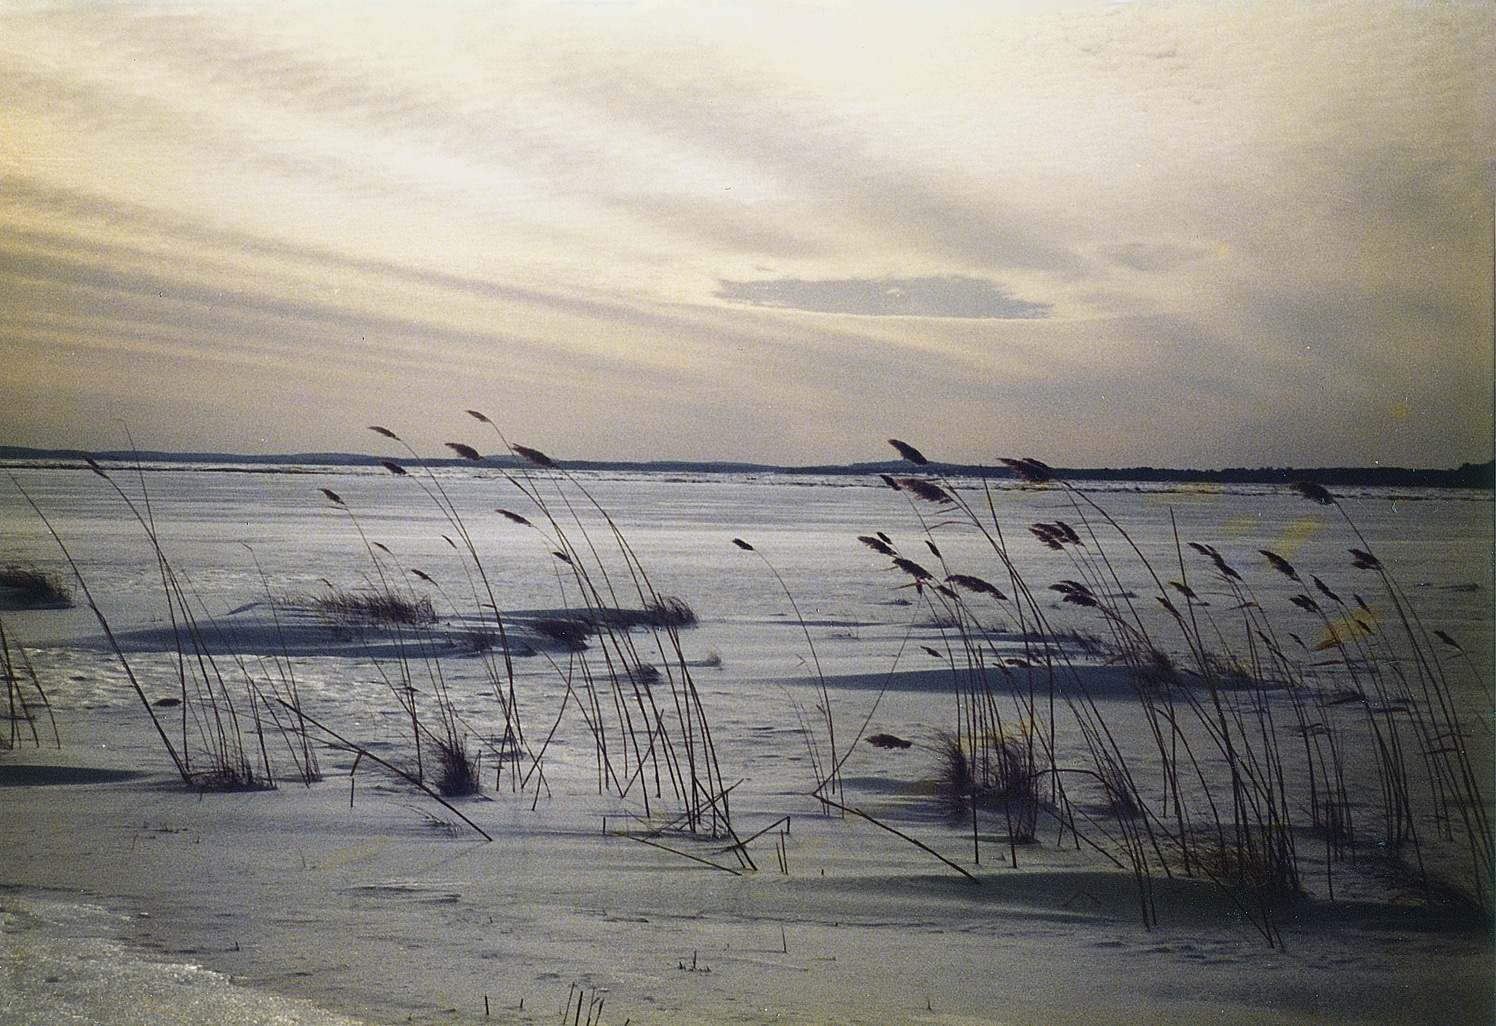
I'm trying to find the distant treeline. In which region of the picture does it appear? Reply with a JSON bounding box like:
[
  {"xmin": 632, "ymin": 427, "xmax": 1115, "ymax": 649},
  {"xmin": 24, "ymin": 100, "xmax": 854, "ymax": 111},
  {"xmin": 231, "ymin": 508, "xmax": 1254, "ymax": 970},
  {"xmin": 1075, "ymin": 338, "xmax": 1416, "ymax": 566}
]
[
  {"xmin": 1, "ymin": 447, "xmax": 1491, "ymax": 490},
  {"xmin": 939, "ymin": 461, "xmax": 1496, "ymax": 490}
]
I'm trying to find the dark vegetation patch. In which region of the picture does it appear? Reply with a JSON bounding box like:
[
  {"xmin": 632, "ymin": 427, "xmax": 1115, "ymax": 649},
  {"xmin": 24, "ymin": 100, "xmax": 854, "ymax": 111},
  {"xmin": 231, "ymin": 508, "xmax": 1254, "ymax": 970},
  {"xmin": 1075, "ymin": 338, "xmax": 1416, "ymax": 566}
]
[
  {"xmin": 432, "ymin": 738, "xmax": 482, "ymax": 798},
  {"xmin": 0, "ymin": 566, "xmax": 72, "ymax": 609},
  {"xmin": 314, "ymin": 589, "xmax": 437, "ymax": 627},
  {"xmin": 526, "ymin": 597, "xmax": 697, "ymax": 650}
]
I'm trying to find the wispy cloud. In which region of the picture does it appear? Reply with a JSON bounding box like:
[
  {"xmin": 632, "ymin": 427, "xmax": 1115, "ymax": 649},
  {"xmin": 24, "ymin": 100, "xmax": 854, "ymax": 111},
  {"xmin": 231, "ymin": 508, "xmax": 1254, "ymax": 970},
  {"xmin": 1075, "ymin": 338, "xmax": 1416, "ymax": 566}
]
[{"xmin": 715, "ymin": 277, "xmax": 1049, "ymax": 319}]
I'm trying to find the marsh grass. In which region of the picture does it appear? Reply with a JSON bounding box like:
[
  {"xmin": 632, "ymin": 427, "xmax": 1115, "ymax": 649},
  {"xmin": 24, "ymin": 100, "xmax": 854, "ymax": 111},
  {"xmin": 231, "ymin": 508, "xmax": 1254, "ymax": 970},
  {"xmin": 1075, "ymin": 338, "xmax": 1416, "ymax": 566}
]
[
  {"xmin": 1, "ymin": 619, "xmax": 59, "ymax": 749},
  {"xmin": 242, "ymin": 548, "xmax": 320, "ymax": 784},
  {"xmin": 352, "ymin": 414, "xmax": 740, "ymax": 848},
  {"xmin": 0, "ymin": 565, "xmax": 73, "ymax": 608},
  {"xmin": 731, "ymin": 537, "xmax": 843, "ymax": 811},
  {"xmin": 360, "ymin": 434, "xmax": 531, "ymax": 801},
  {"xmin": 932, "ymin": 729, "xmax": 1040, "ymax": 822},
  {"xmin": 91, "ymin": 458, "xmax": 283, "ymax": 792},
  {"xmin": 868, "ymin": 441, "xmax": 1492, "ymax": 934},
  {"xmin": 9, "ymin": 432, "xmax": 1487, "ymax": 925},
  {"xmin": 314, "ymin": 588, "xmax": 438, "ymax": 628},
  {"xmin": 489, "ymin": 435, "xmax": 738, "ymax": 844},
  {"xmin": 432, "ymin": 733, "xmax": 483, "ymax": 797},
  {"xmin": 530, "ymin": 616, "xmax": 594, "ymax": 651},
  {"xmin": 316, "ymin": 476, "xmax": 489, "ymax": 803},
  {"xmin": 7, "ymin": 462, "xmax": 284, "ymax": 790}
]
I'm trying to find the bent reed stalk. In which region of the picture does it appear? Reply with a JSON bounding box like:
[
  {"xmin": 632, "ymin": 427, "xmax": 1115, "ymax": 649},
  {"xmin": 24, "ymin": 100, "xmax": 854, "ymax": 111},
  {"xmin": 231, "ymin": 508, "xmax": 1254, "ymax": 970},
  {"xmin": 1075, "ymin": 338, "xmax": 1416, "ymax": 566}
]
[{"xmin": 730, "ymin": 537, "xmax": 843, "ymax": 811}]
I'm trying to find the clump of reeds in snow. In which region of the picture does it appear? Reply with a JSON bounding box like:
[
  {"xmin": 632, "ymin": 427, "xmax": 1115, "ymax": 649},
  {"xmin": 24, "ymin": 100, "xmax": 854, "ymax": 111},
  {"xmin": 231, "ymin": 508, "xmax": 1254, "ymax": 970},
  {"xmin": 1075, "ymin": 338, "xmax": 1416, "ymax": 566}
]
[
  {"xmin": 316, "ymin": 474, "xmax": 482, "ymax": 803},
  {"xmin": 432, "ymin": 734, "xmax": 482, "ymax": 797},
  {"xmin": 314, "ymin": 587, "xmax": 438, "ymax": 628},
  {"xmin": 1281, "ymin": 479, "xmax": 1491, "ymax": 909},
  {"xmin": 6, "ymin": 460, "xmax": 289, "ymax": 790},
  {"xmin": 357, "ymin": 415, "xmax": 740, "ymax": 849},
  {"xmin": 489, "ymin": 430, "xmax": 737, "ymax": 843},
  {"xmin": 640, "ymin": 594, "xmax": 697, "ymax": 628},
  {"xmin": 866, "ymin": 440, "xmax": 1492, "ymax": 933},
  {"xmin": 531, "ymin": 616, "xmax": 593, "ymax": 651},
  {"xmin": 933, "ymin": 728, "xmax": 1041, "ymax": 847},
  {"xmin": 0, "ymin": 565, "xmax": 73, "ymax": 608}
]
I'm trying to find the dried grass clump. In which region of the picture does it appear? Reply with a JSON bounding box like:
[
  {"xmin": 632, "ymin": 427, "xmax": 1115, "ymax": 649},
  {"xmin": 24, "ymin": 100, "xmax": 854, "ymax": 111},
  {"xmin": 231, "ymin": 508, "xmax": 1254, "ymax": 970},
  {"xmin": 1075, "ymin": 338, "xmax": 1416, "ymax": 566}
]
[
  {"xmin": 188, "ymin": 761, "xmax": 275, "ymax": 792},
  {"xmin": 588, "ymin": 596, "xmax": 699, "ymax": 630},
  {"xmin": 1187, "ymin": 837, "xmax": 1303, "ymax": 897},
  {"xmin": 532, "ymin": 617, "xmax": 592, "ymax": 650},
  {"xmin": 934, "ymin": 731, "xmax": 1039, "ymax": 812},
  {"xmin": 0, "ymin": 566, "xmax": 73, "ymax": 608},
  {"xmin": 642, "ymin": 595, "xmax": 697, "ymax": 628},
  {"xmin": 433, "ymin": 737, "xmax": 482, "ymax": 797},
  {"xmin": 316, "ymin": 589, "xmax": 438, "ymax": 627}
]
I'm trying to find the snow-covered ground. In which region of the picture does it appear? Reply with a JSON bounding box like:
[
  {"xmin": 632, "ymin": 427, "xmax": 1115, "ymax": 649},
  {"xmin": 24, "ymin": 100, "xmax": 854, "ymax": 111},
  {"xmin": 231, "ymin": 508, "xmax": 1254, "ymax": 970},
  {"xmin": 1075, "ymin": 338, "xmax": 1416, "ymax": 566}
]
[{"xmin": 2, "ymin": 461, "xmax": 1490, "ymax": 1024}]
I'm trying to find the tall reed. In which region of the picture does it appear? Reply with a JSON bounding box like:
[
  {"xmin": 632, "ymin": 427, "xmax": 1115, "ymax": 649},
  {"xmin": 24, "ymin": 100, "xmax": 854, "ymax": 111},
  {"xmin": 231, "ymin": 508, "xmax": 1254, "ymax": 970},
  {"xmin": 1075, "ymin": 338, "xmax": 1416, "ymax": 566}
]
[
  {"xmin": 730, "ymin": 537, "xmax": 843, "ymax": 811},
  {"xmin": 1, "ymin": 618, "xmax": 59, "ymax": 750}
]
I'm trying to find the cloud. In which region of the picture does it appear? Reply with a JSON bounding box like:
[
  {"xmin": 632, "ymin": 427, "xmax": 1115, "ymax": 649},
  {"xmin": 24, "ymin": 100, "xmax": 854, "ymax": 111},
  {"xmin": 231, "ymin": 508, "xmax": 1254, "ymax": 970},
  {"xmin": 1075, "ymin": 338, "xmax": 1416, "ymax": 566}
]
[{"xmin": 715, "ymin": 276, "xmax": 1049, "ymax": 319}]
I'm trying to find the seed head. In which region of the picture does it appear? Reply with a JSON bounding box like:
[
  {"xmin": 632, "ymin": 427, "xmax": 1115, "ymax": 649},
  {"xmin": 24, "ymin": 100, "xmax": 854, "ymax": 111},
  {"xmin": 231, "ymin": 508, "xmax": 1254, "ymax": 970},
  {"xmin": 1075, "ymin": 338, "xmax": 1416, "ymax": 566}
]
[
  {"xmin": 1289, "ymin": 480, "xmax": 1336, "ymax": 505},
  {"xmin": 899, "ymin": 478, "xmax": 953, "ymax": 504},
  {"xmin": 887, "ymin": 439, "xmax": 929, "ymax": 466},
  {"xmin": 892, "ymin": 556, "xmax": 933, "ymax": 581},
  {"xmin": 1260, "ymin": 550, "xmax": 1301, "ymax": 582},
  {"xmin": 1000, "ymin": 458, "xmax": 1054, "ymax": 484},
  {"xmin": 512, "ymin": 445, "xmax": 557, "ymax": 469},
  {"xmin": 1311, "ymin": 575, "xmax": 1343, "ymax": 605},
  {"xmin": 946, "ymin": 574, "xmax": 1006, "ymax": 600}
]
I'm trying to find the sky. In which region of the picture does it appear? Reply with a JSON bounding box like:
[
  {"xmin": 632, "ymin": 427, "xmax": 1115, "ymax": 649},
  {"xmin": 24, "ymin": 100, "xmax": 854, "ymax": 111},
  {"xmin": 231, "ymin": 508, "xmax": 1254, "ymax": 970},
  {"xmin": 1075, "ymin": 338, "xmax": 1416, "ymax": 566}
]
[{"xmin": 2, "ymin": 2, "xmax": 1492, "ymax": 468}]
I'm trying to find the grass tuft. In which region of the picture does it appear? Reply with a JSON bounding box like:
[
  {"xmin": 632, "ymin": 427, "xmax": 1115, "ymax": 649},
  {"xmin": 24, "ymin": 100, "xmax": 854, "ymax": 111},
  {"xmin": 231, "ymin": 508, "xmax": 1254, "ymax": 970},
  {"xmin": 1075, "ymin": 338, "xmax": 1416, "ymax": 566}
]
[
  {"xmin": 532, "ymin": 616, "xmax": 592, "ymax": 650},
  {"xmin": 642, "ymin": 595, "xmax": 697, "ymax": 628},
  {"xmin": 315, "ymin": 589, "xmax": 438, "ymax": 627},
  {"xmin": 433, "ymin": 736, "xmax": 483, "ymax": 797},
  {"xmin": 0, "ymin": 566, "xmax": 73, "ymax": 608},
  {"xmin": 934, "ymin": 730, "xmax": 1039, "ymax": 810}
]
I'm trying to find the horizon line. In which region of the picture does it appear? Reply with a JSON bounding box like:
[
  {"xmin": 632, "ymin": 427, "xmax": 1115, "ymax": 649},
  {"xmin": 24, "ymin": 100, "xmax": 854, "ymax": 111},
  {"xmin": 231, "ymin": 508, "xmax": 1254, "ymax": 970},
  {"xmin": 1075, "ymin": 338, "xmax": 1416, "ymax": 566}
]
[{"xmin": 1, "ymin": 444, "xmax": 1491, "ymax": 481}]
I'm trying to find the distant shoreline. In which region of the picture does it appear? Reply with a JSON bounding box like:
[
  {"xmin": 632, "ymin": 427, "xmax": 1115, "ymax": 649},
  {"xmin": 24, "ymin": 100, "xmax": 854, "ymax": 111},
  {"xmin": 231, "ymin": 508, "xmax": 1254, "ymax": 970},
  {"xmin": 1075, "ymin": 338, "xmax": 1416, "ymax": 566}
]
[{"xmin": 1, "ymin": 446, "xmax": 1491, "ymax": 490}]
